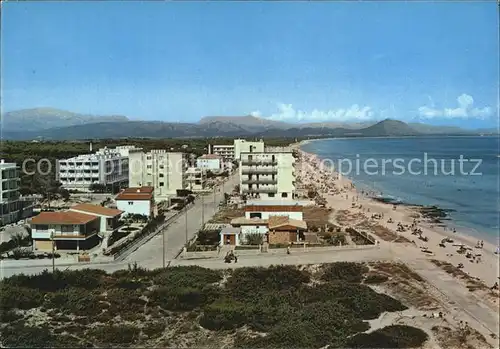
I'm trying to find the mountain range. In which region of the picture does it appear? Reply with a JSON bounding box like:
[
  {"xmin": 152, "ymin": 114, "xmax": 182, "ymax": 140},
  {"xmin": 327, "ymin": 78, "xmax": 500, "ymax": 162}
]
[{"xmin": 0, "ymin": 108, "xmax": 497, "ymax": 140}]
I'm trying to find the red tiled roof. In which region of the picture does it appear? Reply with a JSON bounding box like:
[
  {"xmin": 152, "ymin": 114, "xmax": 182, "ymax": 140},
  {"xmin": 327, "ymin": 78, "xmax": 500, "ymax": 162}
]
[
  {"xmin": 116, "ymin": 187, "xmax": 154, "ymax": 201},
  {"xmin": 122, "ymin": 186, "xmax": 154, "ymax": 194},
  {"xmin": 70, "ymin": 203, "xmax": 123, "ymax": 217},
  {"xmin": 31, "ymin": 211, "xmax": 98, "ymax": 225},
  {"xmin": 199, "ymin": 154, "xmax": 222, "ymax": 159},
  {"xmin": 245, "ymin": 205, "xmax": 303, "ymax": 212}
]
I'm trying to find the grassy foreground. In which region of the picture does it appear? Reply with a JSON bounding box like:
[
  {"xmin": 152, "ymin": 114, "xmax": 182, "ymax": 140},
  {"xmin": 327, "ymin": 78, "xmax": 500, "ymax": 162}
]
[{"xmin": 0, "ymin": 262, "xmax": 428, "ymax": 348}]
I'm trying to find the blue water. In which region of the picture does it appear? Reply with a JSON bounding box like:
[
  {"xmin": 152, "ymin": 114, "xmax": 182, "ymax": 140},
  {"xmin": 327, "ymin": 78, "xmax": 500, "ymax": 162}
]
[{"xmin": 302, "ymin": 136, "xmax": 500, "ymax": 243}]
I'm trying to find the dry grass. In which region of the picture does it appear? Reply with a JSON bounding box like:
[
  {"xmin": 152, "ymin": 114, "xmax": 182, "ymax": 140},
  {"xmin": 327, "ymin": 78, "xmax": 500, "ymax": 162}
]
[
  {"xmin": 303, "ymin": 206, "xmax": 334, "ymax": 229},
  {"xmin": 370, "ymin": 225, "xmax": 411, "ymax": 243},
  {"xmin": 432, "ymin": 325, "xmax": 493, "ymax": 349},
  {"xmin": 336, "ymin": 210, "xmax": 367, "ymax": 226},
  {"xmin": 207, "ymin": 207, "xmax": 245, "ymax": 224},
  {"xmin": 369, "ymin": 262, "xmax": 438, "ymax": 310},
  {"xmin": 430, "ymin": 259, "xmax": 489, "ymax": 292}
]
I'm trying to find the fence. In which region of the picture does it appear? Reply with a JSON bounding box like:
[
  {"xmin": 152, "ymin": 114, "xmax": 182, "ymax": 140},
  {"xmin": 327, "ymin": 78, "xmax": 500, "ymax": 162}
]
[
  {"xmin": 180, "ymin": 243, "xmax": 380, "ymax": 260},
  {"xmin": 113, "ymin": 210, "xmax": 183, "ymax": 261}
]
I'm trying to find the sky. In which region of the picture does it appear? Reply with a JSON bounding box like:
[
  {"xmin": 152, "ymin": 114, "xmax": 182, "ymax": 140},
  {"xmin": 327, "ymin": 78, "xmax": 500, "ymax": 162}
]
[{"xmin": 1, "ymin": 1, "xmax": 498, "ymax": 129}]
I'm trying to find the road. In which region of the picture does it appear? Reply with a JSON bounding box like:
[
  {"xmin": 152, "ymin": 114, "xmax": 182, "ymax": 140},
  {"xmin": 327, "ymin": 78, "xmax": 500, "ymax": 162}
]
[{"xmin": 0, "ymin": 175, "xmax": 239, "ymax": 279}]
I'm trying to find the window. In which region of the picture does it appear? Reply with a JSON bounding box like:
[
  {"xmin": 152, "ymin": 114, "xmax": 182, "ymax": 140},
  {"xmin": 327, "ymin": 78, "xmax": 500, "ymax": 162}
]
[
  {"xmin": 249, "ymin": 212, "xmax": 262, "ymax": 219},
  {"xmin": 281, "ymin": 193, "xmax": 288, "ymax": 198},
  {"xmin": 128, "ymin": 201, "xmax": 134, "ymax": 205},
  {"xmin": 159, "ymin": 173, "xmax": 164, "ymax": 177},
  {"xmin": 147, "ymin": 165, "xmax": 152, "ymax": 169},
  {"xmin": 159, "ymin": 182, "xmax": 164, "ymax": 187},
  {"xmin": 268, "ymin": 193, "xmax": 275, "ymax": 197},
  {"xmin": 159, "ymin": 165, "xmax": 164, "ymax": 169}
]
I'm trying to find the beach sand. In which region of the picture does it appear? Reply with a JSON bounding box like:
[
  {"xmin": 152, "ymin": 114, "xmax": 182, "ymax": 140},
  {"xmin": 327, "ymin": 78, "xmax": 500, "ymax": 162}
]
[{"xmin": 293, "ymin": 141, "xmax": 499, "ymax": 296}]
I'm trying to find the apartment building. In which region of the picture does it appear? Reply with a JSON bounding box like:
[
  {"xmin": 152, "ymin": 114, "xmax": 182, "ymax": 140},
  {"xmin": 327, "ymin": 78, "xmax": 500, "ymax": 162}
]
[
  {"xmin": 196, "ymin": 154, "xmax": 222, "ymax": 171},
  {"xmin": 185, "ymin": 167, "xmax": 205, "ymax": 192},
  {"xmin": 208, "ymin": 144, "xmax": 235, "ymax": 160},
  {"xmin": 58, "ymin": 146, "xmax": 138, "ymax": 191},
  {"xmin": 233, "ymin": 139, "xmax": 265, "ymax": 161},
  {"xmin": 1, "ymin": 160, "xmax": 22, "ymax": 225},
  {"xmin": 128, "ymin": 150, "xmax": 187, "ymax": 200},
  {"xmin": 239, "ymin": 151, "xmax": 295, "ymax": 200}
]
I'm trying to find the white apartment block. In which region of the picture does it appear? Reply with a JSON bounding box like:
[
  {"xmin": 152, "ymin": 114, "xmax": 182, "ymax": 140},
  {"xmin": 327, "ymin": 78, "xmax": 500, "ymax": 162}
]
[
  {"xmin": 233, "ymin": 139, "xmax": 265, "ymax": 161},
  {"xmin": 209, "ymin": 144, "xmax": 235, "ymax": 160},
  {"xmin": 239, "ymin": 151, "xmax": 295, "ymax": 200},
  {"xmin": 128, "ymin": 150, "xmax": 187, "ymax": 199},
  {"xmin": 58, "ymin": 146, "xmax": 138, "ymax": 191},
  {"xmin": 196, "ymin": 154, "xmax": 222, "ymax": 171},
  {"xmin": 185, "ymin": 167, "xmax": 205, "ymax": 192},
  {"xmin": 1, "ymin": 160, "xmax": 21, "ymax": 225}
]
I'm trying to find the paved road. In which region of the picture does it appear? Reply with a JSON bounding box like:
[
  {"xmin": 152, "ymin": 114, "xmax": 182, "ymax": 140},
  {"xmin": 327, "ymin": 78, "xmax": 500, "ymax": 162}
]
[
  {"xmin": 123, "ymin": 174, "xmax": 239, "ymax": 267},
  {"xmin": 0, "ymin": 175, "xmax": 239, "ymax": 279}
]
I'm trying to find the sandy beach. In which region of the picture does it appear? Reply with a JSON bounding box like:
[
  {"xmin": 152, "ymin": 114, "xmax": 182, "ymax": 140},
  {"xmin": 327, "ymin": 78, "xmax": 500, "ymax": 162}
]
[{"xmin": 294, "ymin": 140, "xmax": 500, "ymax": 294}]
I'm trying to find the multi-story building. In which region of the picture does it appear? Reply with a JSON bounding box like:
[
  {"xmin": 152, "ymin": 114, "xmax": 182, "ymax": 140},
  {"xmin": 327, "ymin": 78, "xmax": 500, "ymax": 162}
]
[
  {"xmin": 115, "ymin": 187, "xmax": 156, "ymax": 218},
  {"xmin": 239, "ymin": 151, "xmax": 295, "ymax": 200},
  {"xmin": 185, "ymin": 167, "xmax": 205, "ymax": 192},
  {"xmin": 233, "ymin": 139, "xmax": 265, "ymax": 161},
  {"xmin": 128, "ymin": 150, "xmax": 187, "ymax": 200},
  {"xmin": 1, "ymin": 160, "xmax": 22, "ymax": 225},
  {"xmin": 58, "ymin": 146, "xmax": 138, "ymax": 191},
  {"xmin": 208, "ymin": 144, "xmax": 235, "ymax": 160},
  {"xmin": 196, "ymin": 154, "xmax": 222, "ymax": 171}
]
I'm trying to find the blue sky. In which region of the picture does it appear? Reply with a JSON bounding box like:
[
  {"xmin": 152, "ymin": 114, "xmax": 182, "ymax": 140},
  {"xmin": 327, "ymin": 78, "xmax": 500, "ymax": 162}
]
[{"xmin": 1, "ymin": 1, "xmax": 498, "ymax": 128}]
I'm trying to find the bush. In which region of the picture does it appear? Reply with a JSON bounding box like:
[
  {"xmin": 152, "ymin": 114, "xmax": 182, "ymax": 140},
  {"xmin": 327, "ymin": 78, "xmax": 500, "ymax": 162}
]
[
  {"xmin": 199, "ymin": 300, "xmax": 248, "ymax": 330},
  {"xmin": 197, "ymin": 230, "xmax": 220, "ymax": 245},
  {"xmin": 1, "ymin": 324, "xmax": 56, "ymax": 348},
  {"xmin": 0, "ymin": 284, "xmax": 44, "ymax": 311},
  {"xmin": 364, "ymin": 273, "xmax": 390, "ymax": 284},
  {"xmin": 225, "ymin": 265, "xmax": 310, "ymax": 301},
  {"xmin": 153, "ymin": 266, "xmax": 222, "ymax": 288},
  {"xmin": 87, "ymin": 324, "xmax": 141, "ymax": 346},
  {"xmin": 244, "ymin": 232, "xmax": 264, "ymax": 245},
  {"xmin": 321, "ymin": 262, "xmax": 369, "ymax": 283},
  {"xmin": 150, "ymin": 285, "xmax": 218, "ymax": 311},
  {"xmin": 142, "ymin": 321, "xmax": 166, "ymax": 338},
  {"xmin": 345, "ymin": 325, "xmax": 429, "ymax": 348},
  {"xmin": 44, "ymin": 288, "xmax": 103, "ymax": 316}
]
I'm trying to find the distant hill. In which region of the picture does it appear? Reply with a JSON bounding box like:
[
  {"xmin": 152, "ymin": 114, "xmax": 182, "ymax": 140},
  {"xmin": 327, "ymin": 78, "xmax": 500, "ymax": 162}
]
[
  {"xmin": 0, "ymin": 108, "xmax": 129, "ymax": 131},
  {"xmin": 408, "ymin": 123, "xmax": 471, "ymax": 134},
  {"xmin": 361, "ymin": 119, "xmax": 419, "ymax": 137},
  {"xmin": 199, "ymin": 115, "xmax": 291, "ymax": 131}
]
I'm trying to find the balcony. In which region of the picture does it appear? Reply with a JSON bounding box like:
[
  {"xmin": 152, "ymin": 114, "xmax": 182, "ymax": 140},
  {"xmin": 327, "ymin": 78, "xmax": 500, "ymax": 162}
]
[
  {"xmin": 241, "ymin": 167, "xmax": 278, "ymax": 175},
  {"xmin": 241, "ymin": 159, "xmax": 278, "ymax": 166},
  {"xmin": 241, "ymin": 179, "xmax": 277, "ymax": 185},
  {"xmin": 243, "ymin": 187, "xmax": 278, "ymax": 194}
]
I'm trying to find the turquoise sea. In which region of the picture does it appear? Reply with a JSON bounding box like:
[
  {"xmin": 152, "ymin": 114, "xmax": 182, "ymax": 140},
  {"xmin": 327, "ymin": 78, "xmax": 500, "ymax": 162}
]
[{"xmin": 301, "ymin": 136, "xmax": 500, "ymax": 243}]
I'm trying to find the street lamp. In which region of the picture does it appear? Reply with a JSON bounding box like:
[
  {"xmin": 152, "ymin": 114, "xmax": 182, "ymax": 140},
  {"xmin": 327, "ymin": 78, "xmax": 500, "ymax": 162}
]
[{"xmin": 50, "ymin": 232, "xmax": 55, "ymax": 273}]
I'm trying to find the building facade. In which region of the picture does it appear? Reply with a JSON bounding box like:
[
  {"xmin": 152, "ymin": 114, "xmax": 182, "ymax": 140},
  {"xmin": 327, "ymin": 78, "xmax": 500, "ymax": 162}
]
[
  {"xmin": 196, "ymin": 154, "xmax": 222, "ymax": 171},
  {"xmin": 115, "ymin": 187, "xmax": 155, "ymax": 217},
  {"xmin": 209, "ymin": 144, "xmax": 235, "ymax": 160},
  {"xmin": 239, "ymin": 151, "xmax": 295, "ymax": 200},
  {"xmin": 58, "ymin": 146, "xmax": 138, "ymax": 191},
  {"xmin": 185, "ymin": 167, "xmax": 205, "ymax": 192},
  {"xmin": 233, "ymin": 139, "xmax": 265, "ymax": 161},
  {"xmin": 0, "ymin": 160, "xmax": 22, "ymax": 225},
  {"xmin": 128, "ymin": 150, "xmax": 187, "ymax": 200}
]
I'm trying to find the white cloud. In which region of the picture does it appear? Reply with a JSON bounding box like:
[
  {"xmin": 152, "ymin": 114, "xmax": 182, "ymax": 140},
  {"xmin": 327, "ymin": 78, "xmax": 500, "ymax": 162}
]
[
  {"xmin": 263, "ymin": 103, "xmax": 376, "ymax": 122},
  {"xmin": 250, "ymin": 110, "xmax": 262, "ymax": 117},
  {"xmin": 418, "ymin": 93, "xmax": 492, "ymax": 119}
]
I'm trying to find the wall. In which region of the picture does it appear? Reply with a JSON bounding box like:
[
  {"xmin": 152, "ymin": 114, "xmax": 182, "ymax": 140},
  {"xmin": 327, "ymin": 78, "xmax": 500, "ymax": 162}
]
[
  {"xmin": 245, "ymin": 211, "xmax": 303, "ymax": 220},
  {"xmin": 196, "ymin": 158, "xmax": 221, "ymax": 170},
  {"xmin": 116, "ymin": 199, "xmax": 151, "ymax": 217},
  {"xmin": 268, "ymin": 230, "xmax": 294, "ymax": 244}
]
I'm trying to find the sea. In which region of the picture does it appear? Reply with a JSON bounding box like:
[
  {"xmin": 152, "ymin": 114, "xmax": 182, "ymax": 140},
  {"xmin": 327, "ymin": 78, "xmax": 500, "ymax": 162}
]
[{"xmin": 301, "ymin": 136, "xmax": 500, "ymax": 243}]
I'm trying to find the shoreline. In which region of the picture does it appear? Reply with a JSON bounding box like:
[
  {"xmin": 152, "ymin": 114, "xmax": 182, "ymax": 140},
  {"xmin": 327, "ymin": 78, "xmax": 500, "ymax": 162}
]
[
  {"xmin": 296, "ymin": 138, "xmax": 499, "ymax": 245},
  {"xmin": 292, "ymin": 142, "xmax": 499, "ymax": 289}
]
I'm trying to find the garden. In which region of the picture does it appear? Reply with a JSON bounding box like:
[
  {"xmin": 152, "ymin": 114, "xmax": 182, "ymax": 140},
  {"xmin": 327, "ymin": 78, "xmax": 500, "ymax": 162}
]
[{"xmin": 0, "ymin": 262, "xmax": 430, "ymax": 348}]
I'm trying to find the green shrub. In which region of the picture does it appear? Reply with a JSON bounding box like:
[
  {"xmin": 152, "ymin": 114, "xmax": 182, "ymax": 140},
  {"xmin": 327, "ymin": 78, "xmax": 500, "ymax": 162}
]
[
  {"xmin": 150, "ymin": 285, "xmax": 218, "ymax": 311},
  {"xmin": 153, "ymin": 266, "xmax": 222, "ymax": 288},
  {"xmin": 44, "ymin": 288, "xmax": 102, "ymax": 316},
  {"xmin": 1, "ymin": 324, "xmax": 56, "ymax": 348},
  {"xmin": 345, "ymin": 325, "xmax": 429, "ymax": 348},
  {"xmin": 364, "ymin": 273, "xmax": 390, "ymax": 284},
  {"xmin": 0, "ymin": 284, "xmax": 44, "ymax": 311},
  {"xmin": 87, "ymin": 324, "xmax": 141, "ymax": 346},
  {"xmin": 199, "ymin": 300, "xmax": 248, "ymax": 330},
  {"xmin": 225, "ymin": 265, "xmax": 310, "ymax": 300},
  {"xmin": 320, "ymin": 262, "xmax": 369, "ymax": 283},
  {"xmin": 106, "ymin": 288, "xmax": 146, "ymax": 315},
  {"xmin": 244, "ymin": 232, "xmax": 264, "ymax": 245},
  {"xmin": 142, "ymin": 321, "xmax": 166, "ymax": 338}
]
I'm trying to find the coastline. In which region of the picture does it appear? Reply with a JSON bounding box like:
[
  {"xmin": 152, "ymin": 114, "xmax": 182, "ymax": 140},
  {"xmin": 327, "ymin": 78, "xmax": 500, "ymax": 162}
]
[
  {"xmin": 296, "ymin": 137, "xmax": 499, "ymax": 245},
  {"xmin": 292, "ymin": 141, "xmax": 499, "ymax": 289}
]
